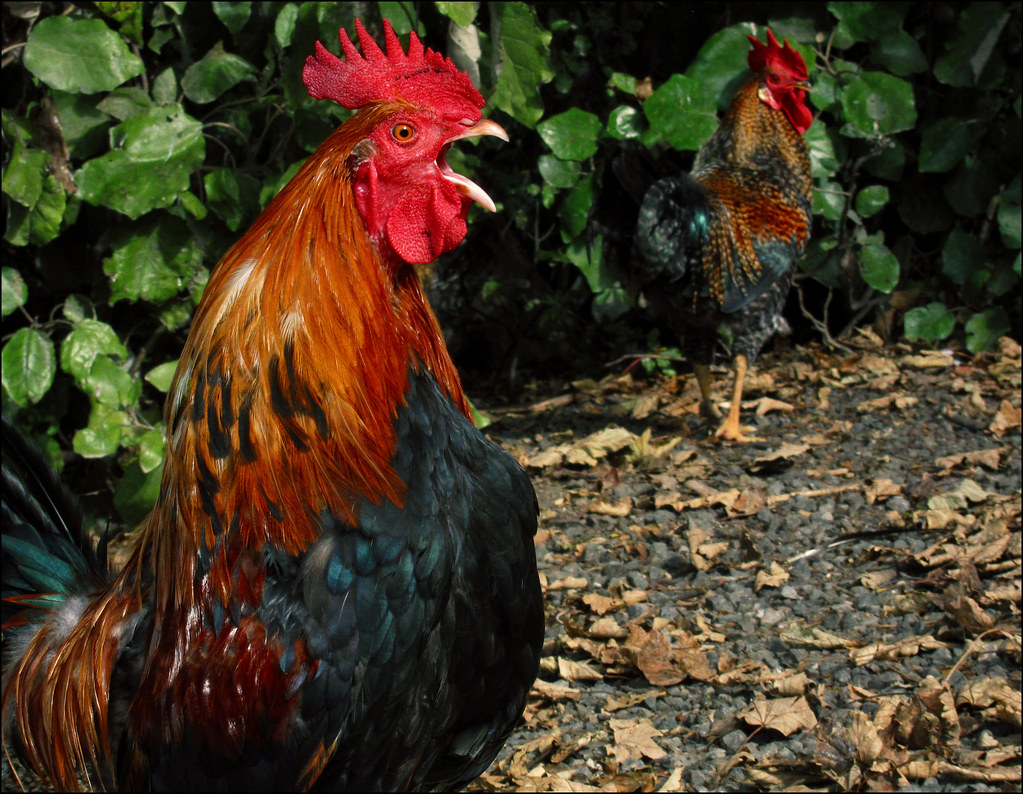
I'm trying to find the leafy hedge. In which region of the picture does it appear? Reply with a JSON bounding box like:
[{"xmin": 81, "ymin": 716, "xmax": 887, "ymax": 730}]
[{"xmin": 2, "ymin": 1, "xmax": 1020, "ymax": 524}]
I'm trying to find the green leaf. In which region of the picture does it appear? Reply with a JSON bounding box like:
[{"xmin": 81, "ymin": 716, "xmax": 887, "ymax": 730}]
[
  {"xmin": 114, "ymin": 459, "xmax": 163, "ymax": 526},
  {"xmin": 60, "ymin": 318, "xmax": 129, "ymax": 385},
  {"xmin": 964, "ymin": 307, "xmax": 1010, "ymax": 353},
  {"xmin": 934, "ymin": 4, "xmax": 1011, "ymax": 87},
  {"xmin": 870, "ymin": 28, "xmax": 928, "ymax": 76},
  {"xmin": 944, "ymin": 156, "xmax": 999, "ymax": 218},
  {"xmin": 73, "ymin": 404, "xmax": 126, "ymax": 458},
  {"xmin": 828, "ymin": 2, "xmax": 909, "ymax": 45},
  {"xmin": 274, "ymin": 3, "xmax": 300, "ymax": 49},
  {"xmin": 23, "ymin": 16, "xmax": 144, "ymax": 94},
  {"xmin": 919, "ymin": 118, "xmax": 983, "ymax": 173},
  {"xmin": 152, "ymin": 68, "xmax": 178, "ymax": 105},
  {"xmin": 605, "ymin": 105, "xmax": 644, "ymax": 140},
  {"xmin": 63, "ymin": 294, "xmax": 94, "ymax": 324},
  {"xmin": 997, "ymin": 175, "xmax": 1021, "ymax": 249},
  {"xmin": 97, "ymin": 87, "xmax": 152, "ymax": 121},
  {"xmin": 182, "ymin": 42, "xmax": 256, "ymax": 104},
  {"xmin": 205, "ymin": 169, "xmax": 261, "ymax": 231},
  {"xmin": 537, "ymin": 108, "xmax": 601, "ymax": 161},
  {"xmin": 435, "ymin": 2, "xmax": 478, "ymax": 27},
  {"xmin": 854, "ymin": 185, "xmax": 889, "ymax": 217},
  {"xmin": 144, "ymin": 360, "xmax": 178, "ymax": 392},
  {"xmin": 2, "ymin": 328, "xmax": 56, "ymax": 406},
  {"xmin": 28, "ymin": 175, "xmax": 67, "ymax": 246},
  {"xmin": 904, "ymin": 302, "xmax": 955, "ymax": 342},
  {"xmin": 813, "ymin": 182, "xmax": 846, "ymax": 222},
  {"xmin": 489, "ymin": 2, "xmax": 554, "ymax": 128},
  {"xmin": 859, "ymin": 242, "xmax": 899, "ymax": 292},
  {"xmin": 137, "ymin": 428, "xmax": 166, "ymax": 473},
  {"xmin": 839, "ymin": 71, "xmax": 916, "ymax": 136},
  {"xmin": 85, "ymin": 355, "xmax": 140, "ymax": 409},
  {"xmin": 2, "ymin": 146, "xmax": 47, "ymax": 207},
  {"xmin": 212, "ymin": 2, "xmax": 252, "ymax": 38},
  {"xmin": 608, "ymin": 73, "xmax": 637, "ymax": 95},
  {"xmin": 76, "ymin": 105, "xmax": 205, "ymax": 219},
  {"xmin": 103, "ymin": 216, "xmax": 203, "ymax": 304},
  {"xmin": 644, "ymin": 74, "xmax": 718, "ymax": 151},
  {"xmin": 2, "ymin": 268, "xmax": 28, "ymax": 317},
  {"xmin": 537, "ymin": 154, "xmax": 581, "ymax": 189},
  {"xmin": 683, "ymin": 23, "xmax": 757, "ymax": 111},
  {"xmin": 804, "ymin": 123, "xmax": 840, "ymax": 178},
  {"xmin": 51, "ymin": 92, "xmax": 110, "ymax": 159},
  {"xmin": 941, "ymin": 228, "xmax": 983, "ymax": 285},
  {"xmin": 558, "ymin": 174, "xmax": 593, "ymax": 241}
]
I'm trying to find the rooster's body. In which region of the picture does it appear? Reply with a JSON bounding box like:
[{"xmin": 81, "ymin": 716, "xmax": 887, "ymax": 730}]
[
  {"xmin": 2, "ymin": 20, "xmax": 542, "ymax": 791},
  {"xmin": 632, "ymin": 31, "xmax": 813, "ymax": 441}
]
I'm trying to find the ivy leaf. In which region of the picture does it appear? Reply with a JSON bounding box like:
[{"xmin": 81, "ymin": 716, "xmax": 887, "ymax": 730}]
[
  {"xmin": 114, "ymin": 459, "xmax": 163, "ymax": 526},
  {"xmin": 538, "ymin": 108, "xmax": 601, "ymax": 161},
  {"xmin": 934, "ymin": 5, "xmax": 1011, "ymax": 87},
  {"xmin": 941, "ymin": 228, "xmax": 983, "ymax": 285},
  {"xmin": 870, "ymin": 28, "xmax": 928, "ymax": 76},
  {"xmin": 537, "ymin": 155, "xmax": 581, "ymax": 189},
  {"xmin": 489, "ymin": 2, "xmax": 554, "ymax": 128},
  {"xmin": 24, "ymin": 16, "xmax": 144, "ymax": 94},
  {"xmin": 145, "ymin": 360, "xmax": 179, "ymax": 392},
  {"xmin": 804, "ymin": 123, "xmax": 840, "ymax": 178},
  {"xmin": 964, "ymin": 308, "xmax": 1010, "ymax": 353},
  {"xmin": 683, "ymin": 23, "xmax": 757, "ymax": 111},
  {"xmin": 182, "ymin": 42, "xmax": 256, "ymax": 104},
  {"xmin": 435, "ymin": 2, "xmax": 478, "ymax": 27},
  {"xmin": 839, "ymin": 71, "xmax": 916, "ymax": 136},
  {"xmin": 828, "ymin": 2, "xmax": 908, "ymax": 46},
  {"xmin": 52, "ymin": 91, "xmax": 110, "ymax": 160},
  {"xmin": 919, "ymin": 118, "xmax": 983, "ymax": 173},
  {"xmin": 137, "ymin": 428, "xmax": 166, "ymax": 473},
  {"xmin": 859, "ymin": 242, "xmax": 899, "ymax": 293},
  {"xmin": 904, "ymin": 302, "xmax": 956, "ymax": 343},
  {"xmin": 644, "ymin": 74, "xmax": 718, "ymax": 151},
  {"xmin": 558, "ymin": 174, "xmax": 594, "ymax": 242},
  {"xmin": 205, "ymin": 169, "xmax": 261, "ymax": 231},
  {"xmin": 2, "ymin": 328, "xmax": 56, "ymax": 406},
  {"xmin": 103, "ymin": 216, "xmax": 203, "ymax": 304},
  {"xmin": 85, "ymin": 355, "xmax": 141, "ymax": 410},
  {"xmin": 274, "ymin": 3, "xmax": 300, "ymax": 49},
  {"xmin": 2, "ymin": 268, "xmax": 28, "ymax": 317},
  {"xmin": 60, "ymin": 318, "xmax": 129, "ymax": 387},
  {"xmin": 76, "ymin": 105, "xmax": 205, "ymax": 219},
  {"xmin": 212, "ymin": 2, "xmax": 252, "ymax": 39},
  {"xmin": 606, "ymin": 105, "xmax": 644, "ymax": 140},
  {"xmin": 73, "ymin": 404, "xmax": 126, "ymax": 458},
  {"xmin": 997, "ymin": 175, "xmax": 1021, "ymax": 249},
  {"xmin": 854, "ymin": 185, "xmax": 889, "ymax": 218}
]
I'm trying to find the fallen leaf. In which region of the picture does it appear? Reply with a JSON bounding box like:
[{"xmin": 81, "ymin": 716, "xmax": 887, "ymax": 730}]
[
  {"xmin": 609, "ymin": 718, "xmax": 666, "ymax": 763},
  {"xmin": 755, "ymin": 561, "xmax": 790, "ymax": 592},
  {"xmin": 582, "ymin": 593, "xmax": 618, "ymax": 615},
  {"xmin": 857, "ymin": 393, "xmax": 918, "ymax": 413},
  {"xmin": 589, "ymin": 616, "xmax": 628, "ymax": 640},
  {"xmin": 781, "ymin": 624, "xmax": 856, "ymax": 650},
  {"xmin": 586, "ymin": 497, "xmax": 633, "ymax": 517},
  {"xmin": 901, "ymin": 351, "xmax": 954, "ymax": 369},
  {"xmin": 850, "ymin": 634, "xmax": 947, "ymax": 665},
  {"xmin": 565, "ymin": 426, "xmax": 636, "ymax": 466},
  {"xmin": 557, "ymin": 657, "xmax": 603, "ymax": 682},
  {"xmin": 532, "ymin": 679, "xmax": 582, "ymax": 701},
  {"xmin": 848, "ymin": 710, "xmax": 885, "ymax": 766},
  {"xmin": 865, "ymin": 477, "xmax": 903, "ymax": 504},
  {"xmin": 753, "ymin": 396, "xmax": 795, "ymax": 415},
  {"xmin": 547, "ymin": 576, "xmax": 588, "ymax": 591},
  {"xmin": 741, "ymin": 695, "xmax": 818, "ymax": 736},
  {"xmin": 934, "ymin": 447, "xmax": 1004, "ymax": 474},
  {"xmin": 989, "ymin": 399, "xmax": 1021, "ymax": 436},
  {"xmin": 603, "ymin": 690, "xmax": 664, "ymax": 712}
]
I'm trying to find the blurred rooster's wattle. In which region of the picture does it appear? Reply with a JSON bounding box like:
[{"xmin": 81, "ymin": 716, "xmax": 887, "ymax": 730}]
[
  {"xmin": 2, "ymin": 19, "xmax": 542, "ymax": 791},
  {"xmin": 629, "ymin": 30, "xmax": 813, "ymax": 441}
]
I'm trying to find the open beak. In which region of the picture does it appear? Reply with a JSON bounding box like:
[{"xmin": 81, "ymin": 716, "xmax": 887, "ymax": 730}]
[{"xmin": 440, "ymin": 118, "xmax": 509, "ymax": 213}]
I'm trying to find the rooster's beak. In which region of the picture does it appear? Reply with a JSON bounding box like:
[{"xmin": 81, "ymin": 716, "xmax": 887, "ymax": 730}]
[{"xmin": 441, "ymin": 119, "xmax": 509, "ymax": 213}]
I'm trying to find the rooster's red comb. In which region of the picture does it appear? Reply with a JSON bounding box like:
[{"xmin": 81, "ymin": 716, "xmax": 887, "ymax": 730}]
[
  {"xmin": 303, "ymin": 18, "xmax": 484, "ymax": 115},
  {"xmin": 747, "ymin": 29, "xmax": 808, "ymax": 81}
]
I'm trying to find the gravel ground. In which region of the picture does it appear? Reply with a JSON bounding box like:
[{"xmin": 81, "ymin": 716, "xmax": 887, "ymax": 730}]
[
  {"xmin": 471, "ymin": 333, "xmax": 1021, "ymax": 792},
  {"xmin": 3, "ymin": 335, "xmax": 1019, "ymax": 793}
]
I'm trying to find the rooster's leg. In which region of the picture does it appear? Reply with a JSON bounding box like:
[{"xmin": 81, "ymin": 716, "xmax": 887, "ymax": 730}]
[
  {"xmin": 692, "ymin": 363, "xmax": 721, "ymax": 421},
  {"xmin": 714, "ymin": 354, "xmax": 760, "ymax": 442}
]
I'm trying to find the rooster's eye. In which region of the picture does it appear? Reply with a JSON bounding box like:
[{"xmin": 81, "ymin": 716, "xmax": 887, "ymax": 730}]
[{"xmin": 392, "ymin": 124, "xmax": 416, "ymax": 143}]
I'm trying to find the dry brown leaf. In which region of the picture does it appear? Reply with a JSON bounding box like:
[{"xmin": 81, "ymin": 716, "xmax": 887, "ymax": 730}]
[
  {"xmin": 589, "ymin": 616, "xmax": 628, "ymax": 640},
  {"xmin": 849, "ymin": 710, "xmax": 887, "ymax": 768},
  {"xmin": 934, "ymin": 447, "xmax": 1005, "ymax": 473},
  {"xmin": 915, "ymin": 675, "xmax": 960, "ymax": 743},
  {"xmin": 865, "ymin": 477, "xmax": 903, "ymax": 504},
  {"xmin": 657, "ymin": 767, "xmax": 685, "ymax": 792},
  {"xmin": 741, "ymin": 695, "xmax": 818, "ymax": 736},
  {"xmin": 755, "ymin": 561, "xmax": 790, "ymax": 592},
  {"xmin": 901, "ymin": 351, "xmax": 954, "ymax": 369},
  {"xmin": 586, "ymin": 497, "xmax": 633, "ymax": 517},
  {"xmin": 942, "ymin": 587, "xmax": 996, "ymax": 633},
  {"xmin": 565, "ymin": 426, "xmax": 636, "ymax": 466},
  {"xmin": 989, "ymin": 399, "xmax": 1021, "ymax": 437},
  {"xmin": 958, "ymin": 677, "xmax": 1022, "ymax": 727},
  {"xmin": 547, "ymin": 576, "xmax": 588, "ymax": 591},
  {"xmin": 850, "ymin": 634, "xmax": 947, "ymax": 665},
  {"xmin": 753, "ymin": 396, "xmax": 795, "ymax": 415},
  {"xmin": 557, "ymin": 657, "xmax": 603, "ymax": 682},
  {"xmin": 781, "ymin": 624, "xmax": 856, "ymax": 650},
  {"xmin": 526, "ymin": 447, "xmax": 569, "ymax": 469},
  {"xmin": 532, "ymin": 679, "xmax": 582, "ymax": 702},
  {"xmin": 609, "ymin": 718, "xmax": 666, "ymax": 763},
  {"xmin": 621, "ymin": 589, "xmax": 649, "ymax": 606},
  {"xmin": 857, "ymin": 393, "xmax": 919, "ymax": 413},
  {"xmin": 860, "ymin": 569, "xmax": 897, "ymax": 590},
  {"xmin": 630, "ymin": 391, "xmax": 660, "ymax": 420},
  {"xmin": 603, "ymin": 690, "xmax": 664, "ymax": 713},
  {"xmin": 750, "ymin": 442, "xmax": 810, "ymax": 469},
  {"xmin": 763, "ymin": 670, "xmax": 810, "ymax": 697},
  {"xmin": 694, "ymin": 613, "xmax": 726, "ymax": 644},
  {"xmin": 582, "ymin": 593, "xmax": 618, "ymax": 615}
]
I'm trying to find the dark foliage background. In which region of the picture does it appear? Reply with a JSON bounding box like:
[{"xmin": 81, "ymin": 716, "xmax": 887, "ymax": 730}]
[{"xmin": 2, "ymin": 1, "xmax": 1020, "ymax": 525}]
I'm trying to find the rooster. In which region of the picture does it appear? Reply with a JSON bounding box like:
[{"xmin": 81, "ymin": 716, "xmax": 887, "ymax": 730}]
[
  {"xmin": 2, "ymin": 19, "xmax": 543, "ymax": 791},
  {"xmin": 630, "ymin": 29, "xmax": 813, "ymax": 442}
]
